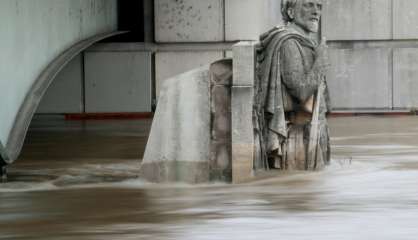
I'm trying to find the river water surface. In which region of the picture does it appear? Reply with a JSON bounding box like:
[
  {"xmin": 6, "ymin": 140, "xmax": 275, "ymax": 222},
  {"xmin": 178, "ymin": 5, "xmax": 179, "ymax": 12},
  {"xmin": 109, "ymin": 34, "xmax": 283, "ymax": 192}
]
[{"xmin": 1, "ymin": 116, "xmax": 418, "ymax": 240}]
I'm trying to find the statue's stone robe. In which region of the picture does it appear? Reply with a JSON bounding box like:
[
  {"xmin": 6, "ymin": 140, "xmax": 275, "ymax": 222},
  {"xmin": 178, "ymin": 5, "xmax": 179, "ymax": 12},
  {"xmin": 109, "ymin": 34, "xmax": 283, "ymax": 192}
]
[{"xmin": 254, "ymin": 26, "xmax": 331, "ymax": 170}]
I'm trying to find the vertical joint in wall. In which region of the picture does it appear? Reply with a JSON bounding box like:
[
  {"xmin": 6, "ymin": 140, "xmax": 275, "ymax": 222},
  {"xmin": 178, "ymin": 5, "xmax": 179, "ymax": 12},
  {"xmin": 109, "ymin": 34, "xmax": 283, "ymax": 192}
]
[{"xmin": 222, "ymin": 0, "xmax": 226, "ymax": 42}]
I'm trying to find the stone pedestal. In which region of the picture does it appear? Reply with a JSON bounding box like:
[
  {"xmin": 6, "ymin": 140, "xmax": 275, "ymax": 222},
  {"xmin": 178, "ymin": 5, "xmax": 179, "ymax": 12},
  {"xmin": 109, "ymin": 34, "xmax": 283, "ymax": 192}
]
[
  {"xmin": 140, "ymin": 41, "xmax": 258, "ymax": 184},
  {"xmin": 231, "ymin": 86, "xmax": 255, "ymax": 183},
  {"xmin": 140, "ymin": 59, "xmax": 233, "ymax": 183},
  {"xmin": 210, "ymin": 60, "xmax": 233, "ymax": 182},
  {"xmin": 231, "ymin": 41, "xmax": 257, "ymax": 183},
  {"xmin": 139, "ymin": 66, "xmax": 212, "ymax": 183}
]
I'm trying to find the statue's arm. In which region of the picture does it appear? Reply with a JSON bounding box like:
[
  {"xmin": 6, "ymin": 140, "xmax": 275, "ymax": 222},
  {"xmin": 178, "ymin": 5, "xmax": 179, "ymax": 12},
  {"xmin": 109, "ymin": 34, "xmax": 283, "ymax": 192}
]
[{"xmin": 280, "ymin": 39, "xmax": 322, "ymax": 103}]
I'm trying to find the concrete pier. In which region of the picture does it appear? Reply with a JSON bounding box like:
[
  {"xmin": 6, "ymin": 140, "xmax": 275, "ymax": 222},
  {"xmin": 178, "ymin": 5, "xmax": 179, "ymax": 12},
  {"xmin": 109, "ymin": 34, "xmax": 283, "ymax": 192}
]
[{"xmin": 0, "ymin": 0, "xmax": 118, "ymax": 164}]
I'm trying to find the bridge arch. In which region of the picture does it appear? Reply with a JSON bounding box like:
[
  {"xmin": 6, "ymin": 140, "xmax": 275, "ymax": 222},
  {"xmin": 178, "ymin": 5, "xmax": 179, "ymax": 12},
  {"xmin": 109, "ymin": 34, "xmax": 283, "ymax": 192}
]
[{"xmin": 1, "ymin": 31, "xmax": 126, "ymax": 165}]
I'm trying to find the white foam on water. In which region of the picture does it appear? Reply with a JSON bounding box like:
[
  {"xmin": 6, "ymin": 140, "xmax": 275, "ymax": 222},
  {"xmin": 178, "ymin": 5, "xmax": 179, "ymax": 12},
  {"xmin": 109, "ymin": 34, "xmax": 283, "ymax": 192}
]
[{"xmin": 0, "ymin": 181, "xmax": 58, "ymax": 193}]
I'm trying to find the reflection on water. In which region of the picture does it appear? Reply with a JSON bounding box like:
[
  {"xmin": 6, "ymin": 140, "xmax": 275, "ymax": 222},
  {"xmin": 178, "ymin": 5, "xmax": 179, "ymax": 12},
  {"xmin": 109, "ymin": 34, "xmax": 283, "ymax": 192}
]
[{"xmin": 1, "ymin": 116, "xmax": 418, "ymax": 239}]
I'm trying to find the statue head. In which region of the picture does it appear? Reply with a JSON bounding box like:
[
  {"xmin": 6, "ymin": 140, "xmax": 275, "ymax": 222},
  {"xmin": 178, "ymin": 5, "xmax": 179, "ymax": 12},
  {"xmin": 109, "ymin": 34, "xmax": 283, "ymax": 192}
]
[{"xmin": 281, "ymin": 0, "xmax": 323, "ymax": 34}]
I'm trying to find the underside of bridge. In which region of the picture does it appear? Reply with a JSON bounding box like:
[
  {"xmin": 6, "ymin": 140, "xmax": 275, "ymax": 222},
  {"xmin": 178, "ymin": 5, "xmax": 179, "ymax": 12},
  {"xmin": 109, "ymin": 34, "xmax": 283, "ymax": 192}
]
[{"xmin": 0, "ymin": 0, "xmax": 153, "ymax": 166}]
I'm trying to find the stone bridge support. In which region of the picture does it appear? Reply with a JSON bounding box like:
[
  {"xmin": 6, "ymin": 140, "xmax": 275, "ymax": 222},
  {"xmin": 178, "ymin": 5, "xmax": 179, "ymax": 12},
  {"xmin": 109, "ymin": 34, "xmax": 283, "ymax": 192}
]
[{"xmin": 0, "ymin": 0, "xmax": 119, "ymax": 164}]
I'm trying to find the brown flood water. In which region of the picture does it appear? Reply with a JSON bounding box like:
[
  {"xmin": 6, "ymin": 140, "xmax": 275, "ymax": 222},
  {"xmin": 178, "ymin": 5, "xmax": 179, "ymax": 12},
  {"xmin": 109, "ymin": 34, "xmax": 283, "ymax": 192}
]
[{"xmin": 1, "ymin": 115, "xmax": 418, "ymax": 240}]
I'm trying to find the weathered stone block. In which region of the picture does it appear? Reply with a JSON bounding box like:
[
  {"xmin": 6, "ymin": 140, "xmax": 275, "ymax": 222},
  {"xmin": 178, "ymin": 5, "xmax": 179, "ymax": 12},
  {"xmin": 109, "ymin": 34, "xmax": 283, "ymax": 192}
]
[
  {"xmin": 84, "ymin": 52, "xmax": 152, "ymax": 113},
  {"xmin": 393, "ymin": 49, "xmax": 418, "ymax": 109},
  {"xmin": 210, "ymin": 59, "xmax": 232, "ymax": 182},
  {"xmin": 232, "ymin": 41, "xmax": 257, "ymax": 86},
  {"xmin": 393, "ymin": 0, "xmax": 418, "ymax": 39},
  {"xmin": 140, "ymin": 66, "xmax": 212, "ymax": 183},
  {"xmin": 231, "ymin": 86, "xmax": 254, "ymax": 183},
  {"xmin": 140, "ymin": 161, "xmax": 210, "ymax": 183},
  {"xmin": 211, "ymin": 85, "xmax": 231, "ymax": 181},
  {"xmin": 155, "ymin": 0, "xmax": 224, "ymax": 42},
  {"xmin": 155, "ymin": 51, "xmax": 223, "ymax": 97},
  {"xmin": 323, "ymin": 0, "xmax": 391, "ymax": 40},
  {"xmin": 225, "ymin": 0, "xmax": 282, "ymax": 41},
  {"xmin": 327, "ymin": 48, "xmax": 392, "ymax": 110}
]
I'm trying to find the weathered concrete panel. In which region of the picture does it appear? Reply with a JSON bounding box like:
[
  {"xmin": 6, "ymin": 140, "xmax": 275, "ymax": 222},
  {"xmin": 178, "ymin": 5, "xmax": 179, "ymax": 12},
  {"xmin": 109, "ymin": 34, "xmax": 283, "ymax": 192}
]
[
  {"xmin": 155, "ymin": 51, "xmax": 224, "ymax": 96},
  {"xmin": 37, "ymin": 54, "xmax": 83, "ymax": 114},
  {"xmin": 84, "ymin": 52, "xmax": 152, "ymax": 113},
  {"xmin": 155, "ymin": 0, "xmax": 224, "ymax": 42},
  {"xmin": 225, "ymin": 0, "xmax": 282, "ymax": 41},
  {"xmin": 225, "ymin": 51, "xmax": 233, "ymax": 58},
  {"xmin": 327, "ymin": 48, "xmax": 392, "ymax": 109},
  {"xmin": 323, "ymin": 0, "xmax": 391, "ymax": 40},
  {"xmin": 0, "ymin": 0, "xmax": 117, "ymax": 152},
  {"xmin": 393, "ymin": 0, "xmax": 418, "ymax": 39},
  {"xmin": 393, "ymin": 49, "xmax": 418, "ymax": 109}
]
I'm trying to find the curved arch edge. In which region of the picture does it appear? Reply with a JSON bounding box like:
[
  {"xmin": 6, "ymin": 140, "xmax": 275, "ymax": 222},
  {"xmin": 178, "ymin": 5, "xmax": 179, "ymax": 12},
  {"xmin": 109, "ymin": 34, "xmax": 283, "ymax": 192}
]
[{"xmin": 2, "ymin": 31, "xmax": 128, "ymax": 164}]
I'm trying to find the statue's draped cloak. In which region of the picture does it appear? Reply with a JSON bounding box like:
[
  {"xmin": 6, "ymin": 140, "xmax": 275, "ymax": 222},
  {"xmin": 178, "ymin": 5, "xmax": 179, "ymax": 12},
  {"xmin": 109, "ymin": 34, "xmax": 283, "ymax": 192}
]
[{"xmin": 254, "ymin": 26, "xmax": 330, "ymax": 169}]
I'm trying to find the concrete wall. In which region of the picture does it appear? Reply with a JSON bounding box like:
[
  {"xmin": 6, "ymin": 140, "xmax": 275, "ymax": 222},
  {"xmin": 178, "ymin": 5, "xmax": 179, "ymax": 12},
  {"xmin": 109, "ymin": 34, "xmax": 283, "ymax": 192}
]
[
  {"xmin": 37, "ymin": 54, "xmax": 84, "ymax": 114},
  {"xmin": 393, "ymin": 49, "xmax": 418, "ymax": 109},
  {"xmin": 40, "ymin": 1, "xmax": 279, "ymax": 112},
  {"xmin": 0, "ymin": 0, "xmax": 117, "ymax": 158},
  {"xmin": 153, "ymin": 0, "xmax": 282, "ymax": 94},
  {"xmin": 155, "ymin": 51, "xmax": 224, "ymax": 96},
  {"xmin": 154, "ymin": 0, "xmax": 418, "ymax": 111},
  {"xmin": 225, "ymin": 0, "xmax": 282, "ymax": 41},
  {"xmin": 324, "ymin": 0, "xmax": 418, "ymax": 111},
  {"xmin": 35, "ymin": 0, "xmax": 418, "ymax": 121},
  {"xmin": 323, "ymin": 0, "xmax": 392, "ymax": 41},
  {"xmin": 84, "ymin": 51, "xmax": 152, "ymax": 113},
  {"xmin": 327, "ymin": 48, "xmax": 392, "ymax": 109},
  {"xmin": 37, "ymin": 51, "xmax": 153, "ymax": 114},
  {"xmin": 155, "ymin": 0, "xmax": 224, "ymax": 42}
]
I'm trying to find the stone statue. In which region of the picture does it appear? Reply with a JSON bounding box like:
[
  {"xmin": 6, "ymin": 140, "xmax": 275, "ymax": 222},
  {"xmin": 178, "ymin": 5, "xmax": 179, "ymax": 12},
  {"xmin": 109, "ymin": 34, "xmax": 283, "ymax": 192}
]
[
  {"xmin": 140, "ymin": 0, "xmax": 331, "ymax": 183},
  {"xmin": 254, "ymin": 0, "xmax": 331, "ymax": 171}
]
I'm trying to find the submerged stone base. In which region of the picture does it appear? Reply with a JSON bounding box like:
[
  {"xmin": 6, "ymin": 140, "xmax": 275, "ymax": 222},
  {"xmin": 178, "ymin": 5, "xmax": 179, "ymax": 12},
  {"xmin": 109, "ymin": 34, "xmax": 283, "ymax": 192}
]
[
  {"xmin": 139, "ymin": 59, "xmax": 233, "ymax": 184},
  {"xmin": 139, "ymin": 161, "xmax": 209, "ymax": 183}
]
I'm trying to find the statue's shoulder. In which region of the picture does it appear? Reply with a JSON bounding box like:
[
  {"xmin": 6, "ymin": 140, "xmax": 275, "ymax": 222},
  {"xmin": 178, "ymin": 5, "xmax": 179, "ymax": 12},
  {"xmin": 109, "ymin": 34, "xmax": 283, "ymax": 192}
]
[
  {"xmin": 260, "ymin": 25, "xmax": 304, "ymax": 46},
  {"xmin": 260, "ymin": 25, "xmax": 291, "ymax": 41},
  {"xmin": 258, "ymin": 25, "xmax": 303, "ymax": 53}
]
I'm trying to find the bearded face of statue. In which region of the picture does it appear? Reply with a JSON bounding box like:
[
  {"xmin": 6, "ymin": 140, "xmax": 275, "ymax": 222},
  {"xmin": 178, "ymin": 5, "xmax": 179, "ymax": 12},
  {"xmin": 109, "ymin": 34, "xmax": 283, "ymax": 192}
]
[{"xmin": 288, "ymin": 0, "xmax": 322, "ymax": 34}]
